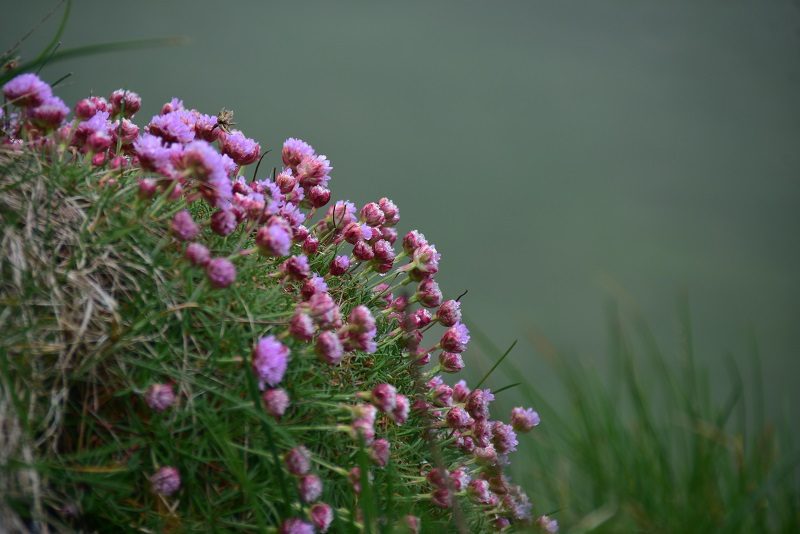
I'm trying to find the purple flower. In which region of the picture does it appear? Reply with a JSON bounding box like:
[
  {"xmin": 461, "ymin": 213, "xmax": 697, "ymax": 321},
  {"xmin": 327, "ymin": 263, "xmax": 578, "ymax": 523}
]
[
  {"xmin": 193, "ymin": 112, "xmax": 219, "ymax": 142},
  {"xmin": 315, "ymin": 331, "xmax": 344, "ymax": 365},
  {"xmin": 138, "ymin": 178, "xmax": 157, "ymax": 199},
  {"xmin": 150, "ymin": 466, "xmax": 181, "ymax": 496},
  {"xmin": 302, "ymin": 235, "xmax": 319, "ymax": 255},
  {"xmin": 133, "ymin": 133, "xmax": 174, "ymax": 176},
  {"xmin": 402, "ymin": 230, "xmax": 428, "ymax": 254},
  {"xmin": 296, "ymin": 154, "xmax": 332, "ymax": 189},
  {"xmin": 29, "ymin": 96, "xmax": 69, "ymax": 128},
  {"xmin": 310, "ymin": 503, "xmax": 334, "ymax": 533},
  {"xmin": 468, "ymin": 479, "xmax": 492, "ymax": 504},
  {"xmin": 281, "ymin": 255, "xmax": 311, "ymax": 281},
  {"xmin": 255, "ymin": 218, "xmax": 292, "ymax": 257},
  {"xmin": 179, "ymin": 140, "xmax": 226, "ymax": 182},
  {"xmin": 437, "ymin": 300, "xmax": 462, "ymax": 327},
  {"xmin": 282, "ymin": 137, "xmax": 315, "ymax": 170},
  {"xmin": 379, "ymin": 197, "xmax": 400, "ymax": 226},
  {"xmin": 210, "ymin": 209, "xmax": 238, "ymax": 236},
  {"xmin": 298, "ymin": 473, "xmax": 323, "ymax": 503},
  {"xmin": 252, "ymin": 335, "xmax": 290, "ymax": 388},
  {"xmin": 453, "ymin": 380, "xmax": 470, "ymax": 402},
  {"xmin": 410, "ymin": 243, "xmax": 441, "ymax": 279},
  {"xmin": 280, "ymin": 518, "xmax": 314, "ymax": 534},
  {"xmin": 160, "ymin": 97, "xmax": 184, "ymax": 114},
  {"xmin": 373, "ymin": 239, "xmax": 395, "ymax": 264},
  {"xmin": 285, "ymin": 446, "xmax": 311, "ymax": 476},
  {"xmin": 145, "ymin": 383, "xmax": 175, "ymax": 412},
  {"xmin": 440, "ymin": 323, "xmax": 470, "ymax": 353},
  {"xmin": 148, "ymin": 109, "xmax": 196, "ymax": 144},
  {"xmin": 262, "ymin": 388, "xmax": 290, "ymax": 419},
  {"xmin": 537, "ymin": 515, "xmax": 559, "ymax": 533},
  {"xmin": 289, "ymin": 311, "xmax": 315, "ymax": 342},
  {"xmin": 276, "ymin": 169, "xmax": 297, "ymax": 193},
  {"xmin": 171, "ymin": 210, "xmax": 200, "ymax": 241},
  {"xmin": 465, "ymin": 388, "xmax": 495, "ymax": 421},
  {"xmin": 3, "ymin": 73, "xmax": 52, "ymax": 107},
  {"xmin": 492, "ymin": 421, "xmax": 519, "ymax": 454},
  {"xmin": 392, "ymin": 393, "xmax": 410, "ymax": 425},
  {"xmin": 360, "ymin": 202, "xmax": 385, "ymax": 227},
  {"xmin": 371, "ymin": 383, "xmax": 397, "ymax": 413},
  {"xmin": 328, "ymin": 200, "xmax": 356, "ymax": 229},
  {"xmin": 109, "ymin": 89, "xmax": 141, "ymax": 117},
  {"xmin": 510, "ymin": 407, "xmax": 540, "ymax": 432},
  {"xmin": 439, "ymin": 351, "xmax": 465, "ymax": 373},
  {"xmin": 205, "ymin": 257, "xmax": 237, "ymax": 288},
  {"xmin": 370, "ymin": 438, "xmax": 391, "ymax": 468},
  {"xmin": 353, "ymin": 240, "xmax": 374, "ymax": 261},
  {"xmin": 112, "ymin": 118, "xmax": 139, "ymax": 145},
  {"xmin": 220, "ymin": 129, "xmax": 260, "ymax": 166},
  {"xmin": 307, "ymin": 292, "xmax": 342, "ymax": 330},
  {"xmin": 416, "ymin": 278, "xmax": 443, "ymax": 308},
  {"xmin": 299, "ymin": 277, "xmax": 328, "ymax": 303}
]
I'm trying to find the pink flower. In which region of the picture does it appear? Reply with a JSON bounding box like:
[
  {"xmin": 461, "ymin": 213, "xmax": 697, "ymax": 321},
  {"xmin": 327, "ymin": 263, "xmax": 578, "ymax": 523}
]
[
  {"xmin": 404, "ymin": 515, "xmax": 421, "ymax": 534},
  {"xmin": 416, "ymin": 278, "xmax": 443, "ymax": 308},
  {"xmin": 210, "ymin": 209, "xmax": 238, "ymax": 236},
  {"xmin": 145, "ymin": 383, "xmax": 175, "ymax": 412},
  {"xmin": 431, "ymin": 487, "xmax": 452, "ymax": 508},
  {"xmin": 280, "ymin": 518, "xmax": 314, "ymax": 534},
  {"xmin": 193, "ymin": 112, "xmax": 219, "ymax": 141},
  {"xmin": 378, "ymin": 197, "xmax": 400, "ymax": 226},
  {"xmin": 391, "ymin": 393, "xmax": 410, "ymax": 425},
  {"xmin": 370, "ymin": 383, "xmax": 397, "ymax": 413},
  {"xmin": 282, "ymin": 138, "xmax": 315, "ymax": 170},
  {"xmin": 440, "ymin": 323, "xmax": 470, "ymax": 353},
  {"xmin": 537, "ymin": 515, "xmax": 559, "ymax": 533},
  {"xmin": 281, "ymin": 255, "xmax": 311, "ymax": 281},
  {"xmin": 510, "ymin": 407, "xmax": 540, "ymax": 432},
  {"xmin": 301, "ymin": 275, "xmax": 328, "ymax": 300},
  {"xmin": 255, "ymin": 218, "xmax": 292, "ymax": 257},
  {"xmin": 370, "ymin": 438, "xmax": 391, "ymax": 468},
  {"xmin": 307, "ymin": 292, "xmax": 342, "ymax": 329},
  {"xmin": 437, "ymin": 300, "xmax": 462, "ymax": 327},
  {"xmin": 148, "ymin": 109, "xmax": 196, "ymax": 144},
  {"xmin": 29, "ymin": 96, "xmax": 69, "ymax": 128},
  {"xmin": 307, "ymin": 185, "xmax": 331, "ymax": 208},
  {"xmin": 150, "ymin": 466, "xmax": 181, "ymax": 496},
  {"xmin": 109, "ymin": 89, "xmax": 141, "ymax": 117},
  {"xmin": 465, "ymin": 388, "xmax": 495, "ymax": 420},
  {"xmin": 453, "ymin": 380, "xmax": 471, "ymax": 402},
  {"xmin": 410, "ymin": 243, "xmax": 440, "ymax": 279},
  {"xmin": 252, "ymin": 336, "xmax": 290, "ymax": 388},
  {"xmin": 290, "ymin": 312, "xmax": 315, "ymax": 342},
  {"xmin": 298, "ymin": 473, "xmax": 322, "ymax": 502},
  {"xmin": 74, "ymin": 96, "xmax": 108, "ymax": 119},
  {"xmin": 138, "ymin": 178, "xmax": 157, "ymax": 199},
  {"xmin": 402, "ymin": 230, "xmax": 428, "ymax": 254},
  {"xmin": 171, "ymin": 210, "xmax": 200, "ymax": 241},
  {"xmin": 449, "ymin": 467, "xmax": 471, "ymax": 491},
  {"xmin": 310, "ymin": 503, "xmax": 334, "ymax": 533},
  {"xmin": 492, "ymin": 421, "xmax": 518, "ymax": 454},
  {"xmin": 262, "ymin": 388, "xmax": 290, "ymax": 419},
  {"xmin": 3, "ymin": 73, "xmax": 52, "ymax": 107},
  {"xmin": 446, "ymin": 406, "xmax": 473, "ymax": 429},
  {"xmin": 373, "ymin": 239, "xmax": 395, "ymax": 264},
  {"xmin": 353, "ymin": 240, "xmax": 374, "ymax": 261},
  {"xmin": 133, "ymin": 133, "xmax": 174, "ymax": 176},
  {"xmin": 276, "ymin": 169, "xmax": 297, "ymax": 193},
  {"xmin": 205, "ymin": 257, "xmax": 237, "ymax": 288},
  {"xmin": 220, "ymin": 129, "xmax": 260, "ymax": 166},
  {"xmin": 285, "ymin": 446, "xmax": 312, "ymax": 476},
  {"xmin": 360, "ymin": 202, "xmax": 385, "ymax": 227},
  {"xmin": 315, "ymin": 331, "xmax": 344, "ymax": 365},
  {"xmin": 439, "ymin": 351, "xmax": 465, "ymax": 373},
  {"xmin": 468, "ymin": 479, "xmax": 492, "ymax": 504},
  {"xmin": 296, "ymin": 154, "xmax": 332, "ymax": 188}
]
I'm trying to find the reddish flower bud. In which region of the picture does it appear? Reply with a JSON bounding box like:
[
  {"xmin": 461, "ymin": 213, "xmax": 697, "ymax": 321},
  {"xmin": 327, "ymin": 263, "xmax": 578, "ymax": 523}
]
[
  {"xmin": 262, "ymin": 388, "xmax": 290, "ymax": 419},
  {"xmin": 285, "ymin": 446, "xmax": 312, "ymax": 476},
  {"xmin": 185, "ymin": 242, "xmax": 211, "ymax": 266},
  {"xmin": 360, "ymin": 202, "xmax": 385, "ymax": 227}
]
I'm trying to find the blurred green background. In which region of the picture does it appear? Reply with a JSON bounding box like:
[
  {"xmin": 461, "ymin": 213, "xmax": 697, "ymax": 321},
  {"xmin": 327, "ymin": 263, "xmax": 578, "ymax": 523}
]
[{"xmin": 4, "ymin": 0, "xmax": 798, "ymax": 419}]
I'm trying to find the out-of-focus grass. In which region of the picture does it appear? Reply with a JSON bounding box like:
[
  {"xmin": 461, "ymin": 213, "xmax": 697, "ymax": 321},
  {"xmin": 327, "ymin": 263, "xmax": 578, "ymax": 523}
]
[{"xmin": 473, "ymin": 302, "xmax": 799, "ymax": 533}]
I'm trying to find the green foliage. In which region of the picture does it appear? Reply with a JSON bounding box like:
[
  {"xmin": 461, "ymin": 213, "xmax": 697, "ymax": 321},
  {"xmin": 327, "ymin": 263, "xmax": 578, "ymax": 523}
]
[{"xmin": 476, "ymin": 303, "xmax": 800, "ymax": 533}]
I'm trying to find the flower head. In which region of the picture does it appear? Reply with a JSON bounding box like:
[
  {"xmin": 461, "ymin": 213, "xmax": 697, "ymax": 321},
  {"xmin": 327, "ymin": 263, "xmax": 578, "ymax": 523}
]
[
  {"xmin": 220, "ymin": 129, "xmax": 260, "ymax": 166},
  {"xmin": 440, "ymin": 323, "xmax": 470, "ymax": 353},
  {"xmin": 262, "ymin": 388, "xmax": 290, "ymax": 419},
  {"xmin": 252, "ymin": 336, "xmax": 290, "ymax": 388},
  {"xmin": 205, "ymin": 257, "xmax": 237, "ymax": 288},
  {"xmin": 285, "ymin": 446, "xmax": 311, "ymax": 476},
  {"xmin": 3, "ymin": 73, "xmax": 52, "ymax": 107},
  {"xmin": 150, "ymin": 466, "xmax": 181, "ymax": 496},
  {"xmin": 145, "ymin": 383, "xmax": 175, "ymax": 412},
  {"xmin": 310, "ymin": 503, "xmax": 334, "ymax": 533},
  {"xmin": 171, "ymin": 210, "xmax": 200, "ymax": 241},
  {"xmin": 510, "ymin": 407, "xmax": 540, "ymax": 432}
]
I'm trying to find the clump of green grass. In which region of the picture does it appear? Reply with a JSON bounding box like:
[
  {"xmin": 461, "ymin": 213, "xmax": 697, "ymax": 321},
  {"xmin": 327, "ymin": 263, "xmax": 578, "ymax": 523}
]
[{"xmin": 473, "ymin": 302, "xmax": 800, "ymax": 533}]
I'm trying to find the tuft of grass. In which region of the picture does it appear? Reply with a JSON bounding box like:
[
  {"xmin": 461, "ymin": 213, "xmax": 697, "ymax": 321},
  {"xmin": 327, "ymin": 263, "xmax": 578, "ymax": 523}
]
[{"xmin": 472, "ymin": 302, "xmax": 800, "ymax": 533}]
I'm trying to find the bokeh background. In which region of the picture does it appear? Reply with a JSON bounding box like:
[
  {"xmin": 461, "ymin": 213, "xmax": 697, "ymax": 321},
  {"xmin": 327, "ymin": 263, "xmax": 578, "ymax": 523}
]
[{"xmin": 4, "ymin": 0, "xmax": 798, "ymax": 426}]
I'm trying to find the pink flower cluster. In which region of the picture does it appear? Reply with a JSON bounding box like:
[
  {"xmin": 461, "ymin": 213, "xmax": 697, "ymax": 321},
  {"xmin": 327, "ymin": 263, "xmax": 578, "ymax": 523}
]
[{"xmin": 1, "ymin": 73, "xmax": 550, "ymax": 532}]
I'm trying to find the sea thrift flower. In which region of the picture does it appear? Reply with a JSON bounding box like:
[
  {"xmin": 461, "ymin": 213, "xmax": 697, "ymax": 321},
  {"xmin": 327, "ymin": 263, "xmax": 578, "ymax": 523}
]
[
  {"xmin": 133, "ymin": 133, "xmax": 174, "ymax": 175},
  {"xmin": 150, "ymin": 466, "xmax": 181, "ymax": 496},
  {"xmin": 281, "ymin": 255, "xmax": 311, "ymax": 281},
  {"xmin": 403, "ymin": 230, "xmax": 428, "ymax": 254},
  {"xmin": 492, "ymin": 422, "xmax": 519, "ymax": 454},
  {"xmin": 280, "ymin": 518, "xmax": 314, "ymax": 534},
  {"xmin": 475, "ymin": 444, "xmax": 498, "ymax": 465},
  {"xmin": 432, "ymin": 383, "xmax": 454, "ymax": 406},
  {"xmin": 379, "ymin": 197, "xmax": 400, "ymax": 226},
  {"xmin": 30, "ymin": 96, "xmax": 69, "ymax": 128},
  {"xmin": 220, "ymin": 129, "xmax": 260, "ymax": 165},
  {"xmin": 440, "ymin": 323, "xmax": 470, "ymax": 353},
  {"xmin": 109, "ymin": 89, "xmax": 141, "ymax": 117},
  {"xmin": 171, "ymin": 210, "xmax": 200, "ymax": 241},
  {"xmin": 391, "ymin": 393, "xmax": 410, "ymax": 425},
  {"xmin": 373, "ymin": 239, "xmax": 395, "ymax": 264},
  {"xmin": 416, "ymin": 278, "xmax": 443, "ymax": 308},
  {"xmin": 3, "ymin": 73, "xmax": 52, "ymax": 107},
  {"xmin": 282, "ymin": 138, "xmax": 315, "ymax": 169},
  {"xmin": 255, "ymin": 218, "xmax": 292, "ymax": 256},
  {"xmin": 510, "ymin": 407, "xmax": 540, "ymax": 432},
  {"xmin": 404, "ymin": 515, "xmax": 421, "ymax": 534},
  {"xmin": 439, "ymin": 351, "xmax": 465, "ymax": 373},
  {"xmin": 145, "ymin": 383, "xmax": 175, "ymax": 412},
  {"xmin": 252, "ymin": 336, "xmax": 290, "ymax": 388},
  {"xmin": 360, "ymin": 202, "xmax": 385, "ymax": 227},
  {"xmin": 410, "ymin": 243, "xmax": 441, "ymax": 279},
  {"xmin": 302, "ymin": 235, "xmax": 319, "ymax": 254},
  {"xmin": 285, "ymin": 446, "xmax": 312, "ymax": 476},
  {"xmin": 315, "ymin": 331, "xmax": 344, "ymax": 365},
  {"xmin": 437, "ymin": 299, "xmax": 462, "ymax": 327},
  {"xmin": 307, "ymin": 292, "xmax": 342, "ymax": 329},
  {"xmin": 405, "ymin": 308, "xmax": 432, "ymax": 331},
  {"xmin": 465, "ymin": 388, "xmax": 495, "ymax": 420},
  {"xmin": 193, "ymin": 112, "xmax": 219, "ymax": 141},
  {"xmin": 301, "ymin": 275, "xmax": 328, "ymax": 300},
  {"xmin": 537, "ymin": 515, "xmax": 559, "ymax": 533},
  {"xmin": 308, "ymin": 185, "xmax": 331, "ymax": 208},
  {"xmin": 370, "ymin": 383, "xmax": 397, "ymax": 413},
  {"xmin": 446, "ymin": 406, "xmax": 473, "ymax": 429},
  {"xmin": 262, "ymin": 388, "xmax": 290, "ymax": 418},
  {"xmin": 328, "ymin": 200, "xmax": 356, "ymax": 228},
  {"xmin": 138, "ymin": 178, "xmax": 157, "ymax": 199},
  {"xmin": 432, "ymin": 487, "xmax": 452, "ymax": 508},
  {"xmin": 370, "ymin": 438, "xmax": 391, "ymax": 468},
  {"xmin": 205, "ymin": 257, "xmax": 236, "ymax": 288},
  {"xmin": 298, "ymin": 474, "xmax": 323, "ymax": 502},
  {"xmin": 468, "ymin": 479, "xmax": 492, "ymax": 504},
  {"xmin": 210, "ymin": 209, "xmax": 238, "ymax": 236},
  {"xmin": 310, "ymin": 503, "xmax": 334, "ymax": 532},
  {"xmin": 290, "ymin": 312, "xmax": 315, "ymax": 341},
  {"xmin": 450, "ymin": 467, "xmax": 471, "ymax": 491},
  {"xmin": 353, "ymin": 240, "xmax": 374, "ymax": 261},
  {"xmin": 74, "ymin": 96, "xmax": 108, "ymax": 119},
  {"xmin": 296, "ymin": 154, "xmax": 332, "ymax": 188},
  {"xmin": 453, "ymin": 380, "xmax": 471, "ymax": 402},
  {"xmin": 148, "ymin": 110, "xmax": 195, "ymax": 144}
]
